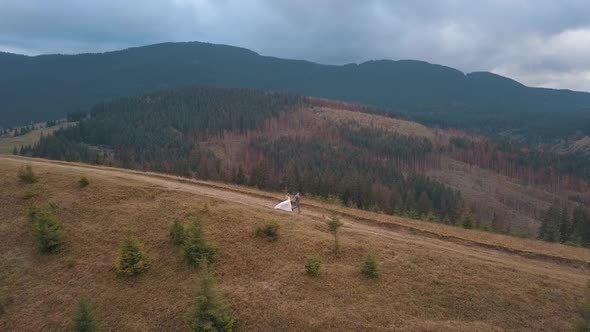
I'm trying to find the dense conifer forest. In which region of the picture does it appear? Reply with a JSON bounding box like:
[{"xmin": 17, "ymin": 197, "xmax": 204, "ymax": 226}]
[
  {"xmin": 4, "ymin": 42, "xmax": 590, "ymax": 142},
  {"xmin": 20, "ymin": 86, "xmax": 463, "ymax": 223}
]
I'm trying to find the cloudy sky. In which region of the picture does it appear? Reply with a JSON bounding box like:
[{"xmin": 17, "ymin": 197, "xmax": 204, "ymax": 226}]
[{"xmin": 1, "ymin": 0, "xmax": 590, "ymax": 91}]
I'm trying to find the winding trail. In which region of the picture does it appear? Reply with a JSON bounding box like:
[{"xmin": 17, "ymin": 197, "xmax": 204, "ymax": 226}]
[{"xmin": 2, "ymin": 155, "xmax": 588, "ymax": 286}]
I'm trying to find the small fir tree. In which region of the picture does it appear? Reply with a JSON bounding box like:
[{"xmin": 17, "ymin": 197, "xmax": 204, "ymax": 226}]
[
  {"xmin": 327, "ymin": 216, "xmax": 343, "ymax": 252},
  {"xmin": 188, "ymin": 260, "xmax": 237, "ymax": 332},
  {"xmin": 72, "ymin": 298, "xmax": 98, "ymax": 332},
  {"xmin": 115, "ymin": 236, "xmax": 149, "ymax": 276},
  {"xmin": 183, "ymin": 216, "xmax": 217, "ymax": 266},
  {"xmin": 361, "ymin": 254, "xmax": 380, "ymax": 279}
]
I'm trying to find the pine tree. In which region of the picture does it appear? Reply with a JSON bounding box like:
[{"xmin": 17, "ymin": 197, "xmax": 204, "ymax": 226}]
[
  {"xmin": 539, "ymin": 204, "xmax": 561, "ymax": 243},
  {"xmin": 72, "ymin": 298, "xmax": 98, "ymax": 332},
  {"xmin": 115, "ymin": 236, "xmax": 149, "ymax": 276},
  {"xmin": 326, "ymin": 216, "xmax": 343, "ymax": 253},
  {"xmin": 29, "ymin": 204, "xmax": 64, "ymax": 254},
  {"xmin": 491, "ymin": 212, "xmax": 501, "ymax": 232},
  {"xmin": 417, "ymin": 192, "xmax": 433, "ymax": 216},
  {"xmin": 559, "ymin": 207, "xmax": 571, "ymax": 242},
  {"xmin": 187, "ymin": 260, "xmax": 237, "ymax": 332},
  {"xmin": 543, "ymin": 222, "xmax": 561, "ymax": 243},
  {"xmin": 235, "ymin": 166, "xmax": 246, "ymax": 185},
  {"xmin": 170, "ymin": 220, "xmax": 186, "ymax": 246},
  {"xmin": 360, "ymin": 254, "xmax": 380, "ymax": 279},
  {"xmin": 183, "ymin": 216, "xmax": 217, "ymax": 266},
  {"xmin": 460, "ymin": 210, "xmax": 475, "ymax": 229}
]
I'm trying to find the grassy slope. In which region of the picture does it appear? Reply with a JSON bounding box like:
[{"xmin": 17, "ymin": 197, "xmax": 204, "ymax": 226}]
[
  {"xmin": 0, "ymin": 122, "xmax": 73, "ymax": 154},
  {"xmin": 0, "ymin": 157, "xmax": 586, "ymax": 331}
]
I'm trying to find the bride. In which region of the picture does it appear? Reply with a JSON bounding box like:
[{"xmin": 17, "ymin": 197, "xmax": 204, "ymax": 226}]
[{"xmin": 274, "ymin": 194, "xmax": 293, "ymax": 212}]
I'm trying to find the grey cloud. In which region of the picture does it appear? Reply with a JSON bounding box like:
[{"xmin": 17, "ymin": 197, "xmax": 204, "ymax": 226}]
[{"xmin": 1, "ymin": 0, "xmax": 590, "ymax": 91}]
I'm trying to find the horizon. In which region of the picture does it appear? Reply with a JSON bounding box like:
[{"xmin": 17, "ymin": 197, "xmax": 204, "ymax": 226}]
[
  {"xmin": 2, "ymin": 40, "xmax": 587, "ymax": 94},
  {"xmin": 1, "ymin": 1, "xmax": 590, "ymax": 92}
]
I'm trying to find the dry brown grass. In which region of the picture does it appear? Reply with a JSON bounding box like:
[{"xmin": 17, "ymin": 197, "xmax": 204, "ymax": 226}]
[
  {"xmin": 0, "ymin": 157, "xmax": 587, "ymax": 331},
  {"xmin": 312, "ymin": 107, "xmax": 435, "ymax": 139}
]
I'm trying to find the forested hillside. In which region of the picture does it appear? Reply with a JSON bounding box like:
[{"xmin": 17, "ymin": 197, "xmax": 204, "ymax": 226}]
[
  {"xmin": 20, "ymin": 87, "xmax": 463, "ymax": 224},
  {"xmin": 18, "ymin": 86, "xmax": 590, "ymax": 243},
  {"xmin": 3, "ymin": 42, "xmax": 590, "ymax": 140}
]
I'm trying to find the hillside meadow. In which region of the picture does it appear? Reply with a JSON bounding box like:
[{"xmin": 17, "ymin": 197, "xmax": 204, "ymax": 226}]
[{"xmin": 0, "ymin": 157, "xmax": 587, "ymax": 331}]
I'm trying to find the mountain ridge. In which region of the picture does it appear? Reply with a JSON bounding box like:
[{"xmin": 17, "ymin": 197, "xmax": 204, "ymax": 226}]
[{"xmin": 2, "ymin": 41, "xmax": 590, "ymax": 139}]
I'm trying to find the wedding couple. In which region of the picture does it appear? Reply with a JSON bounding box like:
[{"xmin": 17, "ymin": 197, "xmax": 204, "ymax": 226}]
[{"xmin": 274, "ymin": 192, "xmax": 301, "ymax": 213}]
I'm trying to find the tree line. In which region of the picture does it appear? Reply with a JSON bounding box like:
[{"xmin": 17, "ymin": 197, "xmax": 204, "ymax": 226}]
[
  {"xmin": 21, "ymin": 86, "xmax": 464, "ymax": 224},
  {"xmin": 538, "ymin": 204, "xmax": 590, "ymax": 247}
]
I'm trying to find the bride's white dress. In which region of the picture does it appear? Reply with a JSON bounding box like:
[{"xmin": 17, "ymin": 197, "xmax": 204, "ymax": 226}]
[{"xmin": 274, "ymin": 196, "xmax": 292, "ymax": 212}]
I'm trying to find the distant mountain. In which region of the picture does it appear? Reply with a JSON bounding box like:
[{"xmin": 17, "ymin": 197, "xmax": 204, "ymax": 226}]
[{"xmin": 2, "ymin": 41, "xmax": 590, "ymax": 139}]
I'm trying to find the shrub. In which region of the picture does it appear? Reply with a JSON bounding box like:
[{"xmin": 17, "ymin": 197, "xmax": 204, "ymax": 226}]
[
  {"xmin": 461, "ymin": 211, "xmax": 475, "ymax": 229},
  {"xmin": 72, "ymin": 297, "xmax": 98, "ymax": 332},
  {"xmin": 327, "ymin": 216, "xmax": 343, "ymax": 252},
  {"xmin": 115, "ymin": 236, "xmax": 149, "ymax": 276},
  {"xmin": 183, "ymin": 216, "xmax": 217, "ymax": 266},
  {"xmin": 27, "ymin": 203, "xmax": 52, "ymax": 221},
  {"xmin": 305, "ymin": 256, "xmax": 322, "ymax": 277},
  {"xmin": 21, "ymin": 190, "xmax": 36, "ymax": 200},
  {"xmin": 255, "ymin": 223, "xmax": 279, "ymax": 241},
  {"xmin": 170, "ymin": 220, "xmax": 186, "ymax": 246},
  {"xmin": 188, "ymin": 260, "xmax": 237, "ymax": 332},
  {"xmin": 29, "ymin": 204, "xmax": 64, "ymax": 254},
  {"xmin": 18, "ymin": 165, "xmax": 38, "ymax": 184},
  {"xmin": 64, "ymin": 256, "xmax": 76, "ymax": 268},
  {"xmin": 361, "ymin": 254, "xmax": 380, "ymax": 279},
  {"xmin": 79, "ymin": 176, "xmax": 90, "ymax": 188}
]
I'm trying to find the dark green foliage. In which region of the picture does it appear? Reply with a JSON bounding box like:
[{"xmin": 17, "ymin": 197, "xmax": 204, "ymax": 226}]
[
  {"xmin": 339, "ymin": 127, "xmax": 432, "ymax": 159},
  {"xmin": 541, "ymin": 206, "xmax": 590, "ymax": 247},
  {"xmin": 170, "ymin": 220, "xmax": 186, "ymax": 246},
  {"xmin": 183, "ymin": 216, "xmax": 218, "ymax": 266},
  {"xmin": 305, "ymin": 256, "xmax": 322, "ymax": 277},
  {"xmin": 12, "ymin": 146, "xmax": 18, "ymax": 155},
  {"xmin": 18, "ymin": 165, "xmax": 37, "ymax": 184},
  {"xmin": 28, "ymin": 204, "xmax": 64, "ymax": 254},
  {"xmin": 460, "ymin": 211, "xmax": 475, "ymax": 229},
  {"xmin": 115, "ymin": 236, "xmax": 149, "ymax": 276},
  {"xmin": 250, "ymin": 137, "xmax": 462, "ymax": 220},
  {"xmin": 254, "ymin": 223, "xmax": 279, "ymax": 241},
  {"xmin": 24, "ymin": 85, "xmax": 463, "ymax": 221},
  {"xmin": 67, "ymin": 111, "xmax": 87, "ymax": 122},
  {"xmin": 327, "ymin": 216, "xmax": 343, "ymax": 252},
  {"xmin": 539, "ymin": 205, "xmax": 562, "ymax": 243},
  {"xmin": 188, "ymin": 260, "xmax": 237, "ymax": 332},
  {"xmin": 78, "ymin": 176, "xmax": 90, "ymax": 188},
  {"xmin": 361, "ymin": 255, "xmax": 380, "ymax": 279},
  {"xmin": 235, "ymin": 166, "xmax": 246, "ymax": 185},
  {"xmin": 4, "ymin": 41, "xmax": 590, "ymax": 142},
  {"xmin": 72, "ymin": 297, "xmax": 98, "ymax": 332},
  {"xmin": 21, "ymin": 190, "xmax": 35, "ymax": 200},
  {"xmin": 23, "ymin": 87, "xmax": 300, "ymax": 178}
]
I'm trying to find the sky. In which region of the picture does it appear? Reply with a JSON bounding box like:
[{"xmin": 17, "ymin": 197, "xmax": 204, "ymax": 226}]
[{"xmin": 1, "ymin": 0, "xmax": 590, "ymax": 91}]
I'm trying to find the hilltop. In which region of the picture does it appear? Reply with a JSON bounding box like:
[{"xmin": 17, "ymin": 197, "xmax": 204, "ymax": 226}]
[
  {"xmin": 2, "ymin": 41, "xmax": 590, "ymax": 139},
  {"xmin": 0, "ymin": 156, "xmax": 587, "ymax": 330}
]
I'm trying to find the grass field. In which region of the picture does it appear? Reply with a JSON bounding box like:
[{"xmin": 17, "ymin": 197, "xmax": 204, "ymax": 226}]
[
  {"xmin": 0, "ymin": 156, "xmax": 588, "ymax": 331},
  {"xmin": 0, "ymin": 123, "xmax": 72, "ymax": 154}
]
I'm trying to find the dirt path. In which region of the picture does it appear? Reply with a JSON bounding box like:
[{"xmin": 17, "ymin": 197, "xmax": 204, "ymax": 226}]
[{"xmin": 2, "ymin": 156, "xmax": 588, "ymax": 286}]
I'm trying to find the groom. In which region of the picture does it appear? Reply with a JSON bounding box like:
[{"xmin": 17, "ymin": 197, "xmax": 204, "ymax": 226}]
[{"xmin": 292, "ymin": 192, "xmax": 301, "ymax": 214}]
